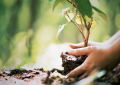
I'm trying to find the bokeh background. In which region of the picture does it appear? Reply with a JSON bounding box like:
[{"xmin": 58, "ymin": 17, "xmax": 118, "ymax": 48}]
[{"xmin": 0, "ymin": 0, "xmax": 120, "ymax": 71}]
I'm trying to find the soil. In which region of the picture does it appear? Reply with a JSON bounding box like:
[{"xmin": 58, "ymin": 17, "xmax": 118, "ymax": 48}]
[
  {"xmin": 0, "ymin": 68, "xmax": 79, "ymax": 85},
  {"xmin": 0, "ymin": 52, "xmax": 120, "ymax": 85},
  {"xmin": 61, "ymin": 52, "xmax": 87, "ymax": 75}
]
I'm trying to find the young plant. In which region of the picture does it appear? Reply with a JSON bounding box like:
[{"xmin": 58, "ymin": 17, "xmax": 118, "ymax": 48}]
[{"xmin": 53, "ymin": 0, "xmax": 108, "ymax": 47}]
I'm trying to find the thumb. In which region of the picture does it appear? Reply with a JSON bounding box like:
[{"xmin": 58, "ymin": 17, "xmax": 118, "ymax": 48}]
[
  {"xmin": 69, "ymin": 42, "xmax": 84, "ymax": 49},
  {"xmin": 68, "ymin": 47, "xmax": 91, "ymax": 56}
]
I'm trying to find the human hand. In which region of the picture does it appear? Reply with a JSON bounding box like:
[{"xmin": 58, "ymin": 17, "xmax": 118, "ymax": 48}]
[
  {"xmin": 66, "ymin": 45, "xmax": 120, "ymax": 79},
  {"xmin": 69, "ymin": 41, "xmax": 103, "ymax": 49}
]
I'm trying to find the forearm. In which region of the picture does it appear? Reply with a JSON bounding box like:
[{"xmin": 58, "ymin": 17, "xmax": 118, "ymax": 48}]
[
  {"xmin": 109, "ymin": 37, "xmax": 120, "ymax": 64},
  {"xmin": 103, "ymin": 30, "xmax": 120, "ymax": 45}
]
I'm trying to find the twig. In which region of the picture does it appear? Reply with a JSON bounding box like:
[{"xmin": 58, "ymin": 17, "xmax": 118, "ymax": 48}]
[
  {"xmin": 82, "ymin": 16, "xmax": 88, "ymax": 30},
  {"xmin": 79, "ymin": 24, "xmax": 86, "ymax": 44},
  {"xmin": 67, "ymin": 0, "xmax": 76, "ymax": 7},
  {"xmin": 67, "ymin": 0, "xmax": 91, "ymax": 47},
  {"xmin": 79, "ymin": 24, "xmax": 84, "ymax": 36},
  {"xmin": 86, "ymin": 29, "xmax": 90, "ymax": 46},
  {"xmin": 86, "ymin": 23, "xmax": 91, "ymax": 45},
  {"xmin": 70, "ymin": 20, "xmax": 86, "ymax": 40},
  {"xmin": 66, "ymin": 10, "xmax": 86, "ymax": 44}
]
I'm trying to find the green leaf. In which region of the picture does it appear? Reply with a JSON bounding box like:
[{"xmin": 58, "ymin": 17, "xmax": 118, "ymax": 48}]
[
  {"xmin": 53, "ymin": 0, "xmax": 67, "ymax": 11},
  {"xmin": 75, "ymin": 15, "xmax": 81, "ymax": 24},
  {"xmin": 91, "ymin": 19, "xmax": 97, "ymax": 29},
  {"xmin": 75, "ymin": 0, "xmax": 92, "ymax": 22},
  {"xmin": 92, "ymin": 6, "xmax": 109, "ymax": 24}
]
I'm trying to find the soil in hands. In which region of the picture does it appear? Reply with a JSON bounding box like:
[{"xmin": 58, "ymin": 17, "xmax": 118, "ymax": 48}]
[{"xmin": 60, "ymin": 52, "xmax": 120, "ymax": 85}]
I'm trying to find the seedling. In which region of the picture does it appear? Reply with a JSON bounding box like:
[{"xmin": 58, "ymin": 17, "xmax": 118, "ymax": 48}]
[{"xmin": 52, "ymin": 0, "xmax": 108, "ymax": 47}]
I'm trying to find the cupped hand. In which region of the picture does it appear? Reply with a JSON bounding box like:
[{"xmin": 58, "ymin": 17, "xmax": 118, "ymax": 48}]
[{"xmin": 66, "ymin": 45, "xmax": 120, "ymax": 79}]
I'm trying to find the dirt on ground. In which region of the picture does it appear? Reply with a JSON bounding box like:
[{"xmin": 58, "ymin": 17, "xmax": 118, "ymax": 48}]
[{"xmin": 0, "ymin": 52, "xmax": 120, "ymax": 85}]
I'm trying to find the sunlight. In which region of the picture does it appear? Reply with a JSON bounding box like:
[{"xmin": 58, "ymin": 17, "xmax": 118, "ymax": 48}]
[
  {"xmin": 37, "ymin": 26, "xmax": 54, "ymax": 44},
  {"xmin": 33, "ymin": 43, "xmax": 71, "ymax": 71}
]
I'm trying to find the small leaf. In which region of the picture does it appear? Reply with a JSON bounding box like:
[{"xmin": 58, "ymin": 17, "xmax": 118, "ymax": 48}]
[
  {"xmin": 53, "ymin": 0, "xmax": 67, "ymax": 11},
  {"xmin": 75, "ymin": 14, "xmax": 85, "ymax": 24},
  {"xmin": 98, "ymin": 13, "xmax": 109, "ymax": 24},
  {"xmin": 92, "ymin": 6, "xmax": 109, "ymax": 24},
  {"xmin": 75, "ymin": 15, "xmax": 81, "ymax": 24},
  {"xmin": 75, "ymin": 0, "xmax": 92, "ymax": 22},
  {"xmin": 91, "ymin": 19, "xmax": 97, "ymax": 29},
  {"xmin": 85, "ymin": 15, "xmax": 92, "ymax": 23},
  {"xmin": 56, "ymin": 24, "xmax": 66, "ymax": 41}
]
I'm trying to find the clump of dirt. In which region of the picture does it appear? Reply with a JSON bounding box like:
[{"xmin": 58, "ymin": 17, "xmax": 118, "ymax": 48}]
[{"xmin": 61, "ymin": 52, "xmax": 87, "ymax": 75}]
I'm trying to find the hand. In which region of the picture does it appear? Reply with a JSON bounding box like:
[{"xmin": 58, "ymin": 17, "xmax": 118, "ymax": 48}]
[
  {"xmin": 66, "ymin": 44, "xmax": 120, "ymax": 79},
  {"xmin": 69, "ymin": 41, "xmax": 103, "ymax": 49}
]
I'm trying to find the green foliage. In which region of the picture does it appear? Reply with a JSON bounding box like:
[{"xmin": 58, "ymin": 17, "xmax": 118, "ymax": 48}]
[
  {"xmin": 52, "ymin": 0, "xmax": 110, "ymax": 42},
  {"xmin": 75, "ymin": 0, "xmax": 92, "ymax": 22},
  {"xmin": 0, "ymin": 0, "xmax": 119, "ymax": 69},
  {"xmin": 92, "ymin": 6, "xmax": 109, "ymax": 24},
  {"xmin": 53, "ymin": 0, "xmax": 67, "ymax": 11}
]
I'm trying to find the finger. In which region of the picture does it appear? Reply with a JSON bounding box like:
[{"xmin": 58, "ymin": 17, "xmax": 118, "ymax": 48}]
[
  {"xmin": 79, "ymin": 72, "xmax": 89, "ymax": 80},
  {"xmin": 69, "ymin": 42, "xmax": 84, "ymax": 49},
  {"xmin": 66, "ymin": 65, "xmax": 85, "ymax": 77},
  {"xmin": 67, "ymin": 47, "xmax": 90, "ymax": 56}
]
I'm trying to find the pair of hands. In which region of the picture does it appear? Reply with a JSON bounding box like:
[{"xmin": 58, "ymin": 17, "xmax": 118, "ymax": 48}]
[{"xmin": 66, "ymin": 41, "xmax": 120, "ymax": 79}]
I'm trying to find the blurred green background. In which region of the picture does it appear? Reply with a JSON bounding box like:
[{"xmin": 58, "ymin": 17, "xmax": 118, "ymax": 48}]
[{"xmin": 0, "ymin": 0, "xmax": 120, "ymax": 69}]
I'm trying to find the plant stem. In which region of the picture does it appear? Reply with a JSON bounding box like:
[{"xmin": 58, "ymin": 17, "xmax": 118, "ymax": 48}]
[
  {"xmin": 81, "ymin": 16, "xmax": 91, "ymax": 47},
  {"xmin": 80, "ymin": 24, "xmax": 86, "ymax": 45},
  {"xmin": 67, "ymin": 0, "xmax": 76, "ymax": 7},
  {"xmin": 71, "ymin": 20, "xmax": 86, "ymax": 40},
  {"xmin": 85, "ymin": 23, "xmax": 91, "ymax": 47},
  {"xmin": 85, "ymin": 29, "xmax": 90, "ymax": 47},
  {"xmin": 65, "ymin": 2, "xmax": 91, "ymax": 47},
  {"xmin": 82, "ymin": 16, "xmax": 88, "ymax": 30},
  {"xmin": 67, "ymin": 0, "xmax": 89, "ymax": 47},
  {"xmin": 66, "ymin": 12, "xmax": 86, "ymax": 40}
]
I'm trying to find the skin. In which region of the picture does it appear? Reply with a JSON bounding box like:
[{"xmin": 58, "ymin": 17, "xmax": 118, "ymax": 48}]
[{"xmin": 66, "ymin": 30, "xmax": 120, "ymax": 79}]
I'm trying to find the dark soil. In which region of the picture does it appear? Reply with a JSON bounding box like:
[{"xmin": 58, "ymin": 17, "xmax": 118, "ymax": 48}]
[
  {"xmin": 0, "ymin": 68, "xmax": 79, "ymax": 85},
  {"xmin": 0, "ymin": 67, "xmax": 120, "ymax": 85},
  {"xmin": 0, "ymin": 52, "xmax": 120, "ymax": 85},
  {"xmin": 61, "ymin": 52, "xmax": 87, "ymax": 75}
]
